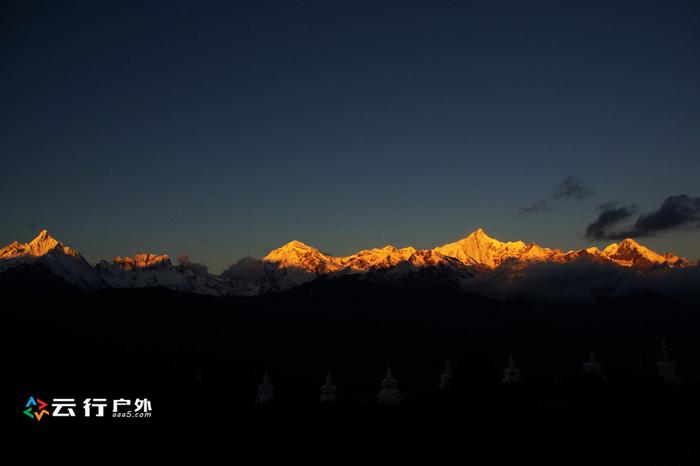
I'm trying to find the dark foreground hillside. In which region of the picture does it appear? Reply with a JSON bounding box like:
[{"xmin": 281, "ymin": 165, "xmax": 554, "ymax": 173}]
[{"xmin": 2, "ymin": 268, "xmax": 700, "ymax": 463}]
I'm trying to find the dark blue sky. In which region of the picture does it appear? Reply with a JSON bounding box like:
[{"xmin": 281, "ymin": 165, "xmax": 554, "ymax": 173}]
[{"xmin": 2, "ymin": 0, "xmax": 699, "ymax": 271}]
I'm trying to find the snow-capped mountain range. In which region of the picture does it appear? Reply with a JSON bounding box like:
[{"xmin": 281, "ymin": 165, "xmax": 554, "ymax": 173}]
[{"xmin": 0, "ymin": 229, "xmax": 692, "ymax": 296}]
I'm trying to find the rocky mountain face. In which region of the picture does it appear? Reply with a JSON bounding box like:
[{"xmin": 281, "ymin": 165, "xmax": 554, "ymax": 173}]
[
  {"xmin": 0, "ymin": 229, "xmax": 693, "ymax": 296},
  {"xmin": 111, "ymin": 253, "xmax": 172, "ymax": 270}
]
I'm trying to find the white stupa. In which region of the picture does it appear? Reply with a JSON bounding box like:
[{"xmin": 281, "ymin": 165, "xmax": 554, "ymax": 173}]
[
  {"xmin": 657, "ymin": 340, "xmax": 680, "ymax": 385},
  {"xmin": 583, "ymin": 349, "xmax": 606, "ymax": 380},
  {"xmin": 256, "ymin": 371, "xmax": 275, "ymax": 404},
  {"xmin": 502, "ymin": 354, "xmax": 522, "ymax": 384},
  {"xmin": 320, "ymin": 372, "xmax": 337, "ymax": 404},
  {"xmin": 438, "ymin": 361, "xmax": 454, "ymax": 390},
  {"xmin": 377, "ymin": 366, "xmax": 403, "ymax": 405}
]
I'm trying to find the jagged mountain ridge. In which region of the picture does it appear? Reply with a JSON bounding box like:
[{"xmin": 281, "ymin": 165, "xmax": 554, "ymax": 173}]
[
  {"xmin": 0, "ymin": 229, "xmax": 692, "ymax": 295},
  {"xmin": 95, "ymin": 253, "xmax": 229, "ymax": 296},
  {"xmin": 255, "ymin": 228, "xmax": 690, "ymax": 273},
  {"xmin": 259, "ymin": 240, "xmax": 467, "ymax": 273}
]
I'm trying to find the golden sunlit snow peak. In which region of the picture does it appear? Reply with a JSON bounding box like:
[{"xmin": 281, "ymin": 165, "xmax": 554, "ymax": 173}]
[{"xmin": 0, "ymin": 229, "xmax": 81, "ymax": 260}]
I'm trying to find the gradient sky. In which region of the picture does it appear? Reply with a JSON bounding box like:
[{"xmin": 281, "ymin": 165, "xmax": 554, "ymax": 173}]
[{"xmin": 2, "ymin": 0, "xmax": 699, "ymax": 272}]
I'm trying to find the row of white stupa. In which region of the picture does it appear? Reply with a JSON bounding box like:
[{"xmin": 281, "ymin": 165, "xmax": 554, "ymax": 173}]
[{"xmin": 254, "ymin": 341, "xmax": 681, "ymax": 405}]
